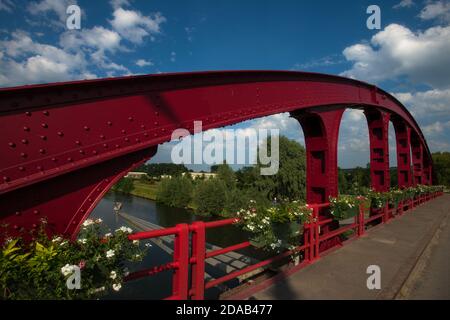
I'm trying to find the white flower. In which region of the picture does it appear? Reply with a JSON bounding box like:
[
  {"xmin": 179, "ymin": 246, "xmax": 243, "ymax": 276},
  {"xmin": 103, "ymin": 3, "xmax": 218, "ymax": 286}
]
[
  {"xmin": 133, "ymin": 240, "xmax": 139, "ymax": 245},
  {"xmin": 52, "ymin": 236, "xmax": 62, "ymax": 243},
  {"xmin": 95, "ymin": 218, "xmax": 103, "ymax": 224},
  {"xmin": 145, "ymin": 243, "xmax": 152, "ymax": 248},
  {"xmin": 116, "ymin": 226, "xmax": 133, "ymax": 234},
  {"xmin": 82, "ymin": 219, "xmax": 94, "ymax": 227},
  {"xmin": 110, "ymin": 271, "xmax": 117, "ymax": 280},
  {"xmin": 134, "ymin": 254, "xmax": 141, "ymax": 259},
  {"xmin": 78, "ymin": 238, "xmax": 87, "ymax": 244},
  {"xmin": 106, "ymin": 249, "xmax": 115, "ymax": 259},
  {"xmin": 104, "ymin": 233, "xmax": 112, "ymax": 238},
  {"xmin": 60, "ymin": 241, "xmax": 68, "ymax": 246},
  {"xmin": 112, "ymin": 283, "xmax": 122, "ymax": 291}
]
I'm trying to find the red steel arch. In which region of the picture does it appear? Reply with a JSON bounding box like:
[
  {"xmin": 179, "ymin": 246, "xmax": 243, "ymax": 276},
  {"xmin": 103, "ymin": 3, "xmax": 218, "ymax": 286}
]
[{"xmin": 0, "ymin": 71, "xmax": 432, "ymax": 239}]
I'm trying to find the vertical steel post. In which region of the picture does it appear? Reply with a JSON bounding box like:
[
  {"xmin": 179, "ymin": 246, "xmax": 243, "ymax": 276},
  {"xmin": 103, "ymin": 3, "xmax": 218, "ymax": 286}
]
[
  {"xmin": 191, "ymin": 221, "xmax": 206, "ymax": 300},
  {"xmin": 172, "ymin": 223, "xmax": 190, "ymax": 300},
  {"xmin": 393, "ymin": 119, "xmax": 413, "ymax": 188}
]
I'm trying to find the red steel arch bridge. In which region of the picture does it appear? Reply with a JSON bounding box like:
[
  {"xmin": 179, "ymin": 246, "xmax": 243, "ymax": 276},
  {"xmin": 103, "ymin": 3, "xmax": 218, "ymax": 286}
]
[{"xmin": 0, "ymin": 71, "xmax": 438, "ymax": 298}]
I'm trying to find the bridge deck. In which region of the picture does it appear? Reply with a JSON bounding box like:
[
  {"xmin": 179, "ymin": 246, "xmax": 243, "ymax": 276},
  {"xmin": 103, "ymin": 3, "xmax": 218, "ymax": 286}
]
[{"xmin": 235, "ymin": 194, "xmax": 450, "ymax": 300}]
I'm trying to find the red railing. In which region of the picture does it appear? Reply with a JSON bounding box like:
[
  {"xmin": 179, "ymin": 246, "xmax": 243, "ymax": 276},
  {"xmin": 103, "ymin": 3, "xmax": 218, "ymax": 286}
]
[{"xmin": 124, "ymin": 191, "xmax": 443, "ymax": 300}]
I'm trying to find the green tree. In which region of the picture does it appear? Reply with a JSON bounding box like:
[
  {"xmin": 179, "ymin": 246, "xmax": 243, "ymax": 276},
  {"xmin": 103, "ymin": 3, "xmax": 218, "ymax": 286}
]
[
  {"xmin": 113, "ymin": 177, "xmax": 134, "ymax": 193},
  {"xmin": 257, "ymin": 136, "xmax": 306, "ymax": 201},
  {"xmin": 155, "ymin": 176, "xmax": 193, "ymax": 208},
  {"xmin": 432, "ymin": 152, "xmax": 450, "ymax": 187},
  {"xmin": 193, "ymin": 178, "xmax": 227, "ymax": 216},
  {"xmin": 216, "ymin": 162, "xmax": 236, "ymax": 189}
]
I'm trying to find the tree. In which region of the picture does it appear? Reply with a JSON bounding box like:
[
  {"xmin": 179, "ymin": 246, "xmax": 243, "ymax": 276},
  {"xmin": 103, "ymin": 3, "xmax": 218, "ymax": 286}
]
[
  {"xmin": 193, "ymin": 178, "xmax": 227, "ymax": 216},
  {"xmin": 257, "ymin": 136, "xmax": 306, "ymax": 201},
  {"xmin": 432, "ymin": 152, "xmax": 450, "ymax": 187},
  {"xmin": 113, "ymin": 177, "xmax": 134, "ymax": 193},
  {"xmin": 216, "ymin": 162, "xmax": 236, "ymax": 189},
  {"xmin": 155, "ymin": 176, "xmax": 193, "ymax": 208}
]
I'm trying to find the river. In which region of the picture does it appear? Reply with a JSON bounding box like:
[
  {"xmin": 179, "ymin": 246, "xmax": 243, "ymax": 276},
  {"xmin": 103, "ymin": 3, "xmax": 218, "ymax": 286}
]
[{"xmin": 89, "ymin": 191, "xmax": 264, "ymax": 299}]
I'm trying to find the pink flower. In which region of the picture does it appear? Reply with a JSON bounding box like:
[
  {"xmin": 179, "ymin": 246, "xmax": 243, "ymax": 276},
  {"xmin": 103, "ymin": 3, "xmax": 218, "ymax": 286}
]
[{"xmin": 78, "ymin": 260, "xmax": 86, "ymax": 270}]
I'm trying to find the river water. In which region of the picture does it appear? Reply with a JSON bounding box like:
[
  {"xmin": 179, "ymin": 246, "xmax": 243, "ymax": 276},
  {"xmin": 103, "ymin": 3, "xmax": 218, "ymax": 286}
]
[{"xmin": 89, "ymin": 192, "xmax": 263, "ymax": 299}]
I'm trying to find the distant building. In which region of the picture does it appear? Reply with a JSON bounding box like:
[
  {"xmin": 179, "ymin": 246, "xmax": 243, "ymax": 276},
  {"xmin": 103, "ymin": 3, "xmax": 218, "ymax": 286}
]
[
  {"xmin": 182, "ymin": 172, "xmax": 217, "ymax": 179},
  {"xmin": 124, "ymin": 172, "xmax": 149, "ymax": 179}
]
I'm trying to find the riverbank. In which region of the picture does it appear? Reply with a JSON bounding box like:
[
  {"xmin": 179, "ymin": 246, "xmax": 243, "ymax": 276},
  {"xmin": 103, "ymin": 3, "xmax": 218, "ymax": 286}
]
[{"xmin": 114, "ymin": 179, "xmax": 198, "ymax": 211}]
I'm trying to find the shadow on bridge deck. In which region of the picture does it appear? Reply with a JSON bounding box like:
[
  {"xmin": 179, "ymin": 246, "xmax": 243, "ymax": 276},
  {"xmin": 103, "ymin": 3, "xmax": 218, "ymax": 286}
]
[{"xmin": 234, "ymin": 194, "xmax": 450, "ymax": 300}]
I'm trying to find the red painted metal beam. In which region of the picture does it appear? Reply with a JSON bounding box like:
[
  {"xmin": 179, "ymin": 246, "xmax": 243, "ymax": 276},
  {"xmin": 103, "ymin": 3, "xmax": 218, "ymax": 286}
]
[
  {"xmin": 0, "ymin": 70, "xmax": 433, "ymax": 239},
  {"xmin": 365, "ymin": 108, "xmax": 390, "ymax": 192}
]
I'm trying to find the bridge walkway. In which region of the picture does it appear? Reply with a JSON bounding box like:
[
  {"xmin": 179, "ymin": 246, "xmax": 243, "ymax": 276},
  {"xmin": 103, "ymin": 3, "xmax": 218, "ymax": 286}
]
[{"xmin": 237, "ymin": 194, "xmax": 450, "ymax": 300}]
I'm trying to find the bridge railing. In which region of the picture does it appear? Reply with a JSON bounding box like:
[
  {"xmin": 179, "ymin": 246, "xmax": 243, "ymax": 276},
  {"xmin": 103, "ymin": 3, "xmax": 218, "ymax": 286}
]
[{"xmin": 124, "ymin": 191, "xmax": 443, "ymax": 300}]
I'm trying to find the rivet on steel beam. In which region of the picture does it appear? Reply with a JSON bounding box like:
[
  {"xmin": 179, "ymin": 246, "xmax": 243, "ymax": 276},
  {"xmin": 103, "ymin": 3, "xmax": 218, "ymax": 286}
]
[
  {"xmin": 93, "ymin": 150, "xmax": 98, "ymax": 155},
  {"xmin": 32, "ymin": 224, "xmax": 37, "ymax": 228},
  {"xmin": 155, "ymin": 111, "xmax": 159, "ymax": 116},
  {"xmin": 43, "ymin": 110, "xmax": 49, "ymax": 116},
  {"xmin": 21, "ymin": 139, "xmax": 28, "ymax": 144},
  {"xmin": 103, "ymin": 143, "xmax": 108, "ymax": 148},
  {"xmin": 115, "ymin": 144, "xmax": 120, "ymax": 148},
  {"xmin": 107, "ymin": 121, "xmax": 112, "ymax": 126},
  {"xmin": 141, "ymin": 124, "xmax": 146, "ymax": 129},
  {"xmin": 3, "ymin": 176, "xmax": 10, "ymax": 182},
  {"xmin": 136, "ymin": 138, "xmax": 140, "ymax": 142},
  {"xmin": 57, "ymin": 131, "xmax": 64, "ymax": 137},
  {"xmin": 104, "ymin": 178, "xmax": 109, "ymax": 182},
  {"xmin": 40, "ymin": 135, "xmax": 47, "ymax": 140},
  {"xmin": 80, "ymin": 209, "xmax": 85, "ymax": 213},
  {"xmin": 15, "ymin": 211, "xmax": 21, "ymax": 216},
  {"xmin": 121, "ymin": 129, "xmax": 126, "ymax": 134},
  {"xmin": 154, "ymin": 133, "xmax": 158, "ymax": 137},
  {"xmin": 39, "ymin": 148, "xmax": 46, "ymax": 154},
  {"xmin": 162, "ymin": 128, "xmax": 166, "ymax": 132},
  {"xmin": 100, "ymin": 134, "xmax": 105, "ymax": 140},
  {"xmin": 84, "ymin": 126, "xmax": 90, "ymax": 131},
  {"xmin": 125, "ymin": 137, "xmax": 129, "ymax": 142},
  {"xmin": 23, "ymin": 126, "xmax": 30, "ymax": 132},
  {"xmin": 154, "ymin": 122, "xmax": 158, "ymax": 125},
  {"xmin": 72, "ymin": 221, "xmax": 76, "ymax": 225},
  {"xmin": 79, "ymin": 150, "xmax": 85, "ymax": 154},
  {"xmin": 13, "ymin": 225, "xmax": 19, "ymax": 230},
  {"xmin": 128, "ymin": 116, "xmax": 133, "ymax": 121},
  {"xmin": 51, "ymin": 157, "xmax": 57, "ymax": 162},
  {"xmin": 25, "ymin": 111, "xmax": 32, "ymax": 116},
  {"xmin": 33, "ymin": 210, "xmax": 39, "ymax": 215},
  {"xmin": 144, "ymin": 133, "xmax": 148, "ymax": 137},
  {"xmin": 88, "ymin": 198, "xmax": 92, "ymax": 202},
  {"xmin": 37, "ymin": 166, "xmax": 43, "ymax": 171},
  {"xmin": 8, "ymin": 142, "xmax": 16, "ymax": 148},
  {"xmin": 75, "ymin": 140, "xmax": 81, "ymax": 145},
  {"xmin": 18, "ymin": 166, "xmax": 25, "ymax": 171},
  {"xmin": 67, "ymin": 157, "xmax": 73, "ymax": 162},
  {"xmin": 20, "ymin": 152, "xmax": 27, "ymax": 158},
  {"xmin": 41, "ymin": 123, "xmax": 48, "ymax": 128}
]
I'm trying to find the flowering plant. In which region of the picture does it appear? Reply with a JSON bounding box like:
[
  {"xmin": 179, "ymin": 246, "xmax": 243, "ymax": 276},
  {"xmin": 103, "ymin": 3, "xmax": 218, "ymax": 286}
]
[
  {"xmin": 237, "ymin": 200, "xmax": 312, "ymax": 253},
  {"xmin": 329, "ymin": 195, "xmax": 368, "ymax": 220},
  {"xmin": 0, "ymin": 219, "xmax": 146, "ymax": 300}
]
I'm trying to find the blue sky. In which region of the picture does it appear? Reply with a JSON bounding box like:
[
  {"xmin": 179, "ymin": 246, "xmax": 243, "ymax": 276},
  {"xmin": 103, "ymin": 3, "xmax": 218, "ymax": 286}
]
[{"xmin": 1, "ymin": 0, "xmax": 449, "ymax": 170}]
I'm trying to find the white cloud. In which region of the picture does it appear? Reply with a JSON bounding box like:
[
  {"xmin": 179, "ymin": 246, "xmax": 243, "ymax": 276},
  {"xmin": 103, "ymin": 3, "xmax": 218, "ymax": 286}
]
[
  {"xmin": 419, "ymin": 1, "xmax": 450, "ymax": 22},
  {"xmin": 170, "ymin": 51, "xmax": 176, "ymax": 62},
  {"xmin": 60, "ymin": 27, "xmax": 122, "ymax": 53},
  {"xmin": 135, "ymin": 59, "xmax": 153, "ymax": 67},
  {"xmin": 393, "ymin": 88, "xmax": 450, "ymax": 118},
  {"xmin": 0, "ymin": 30, "xmax": 91, "ymax": 87},
  {"xmin": 110, "ymin": 0, "xmax": 130, "ymax": 10},
  {"xmin": 393, "ymin": 0, "xmax": 414, "ymax": 9},
  {"xmin": 0, "ymin": 0, "xmax": 14, "ymax": 12},
  {"xmin": 27, "ymin": 0, "xmax": 77, "ymax": 26},
  {"xmin": 110, "ymin": 7, "xmax": 166, "ymax": 44},
  {"xmin": 342, "ymin": 23, "xmax": 450, "ymax": 89}
]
